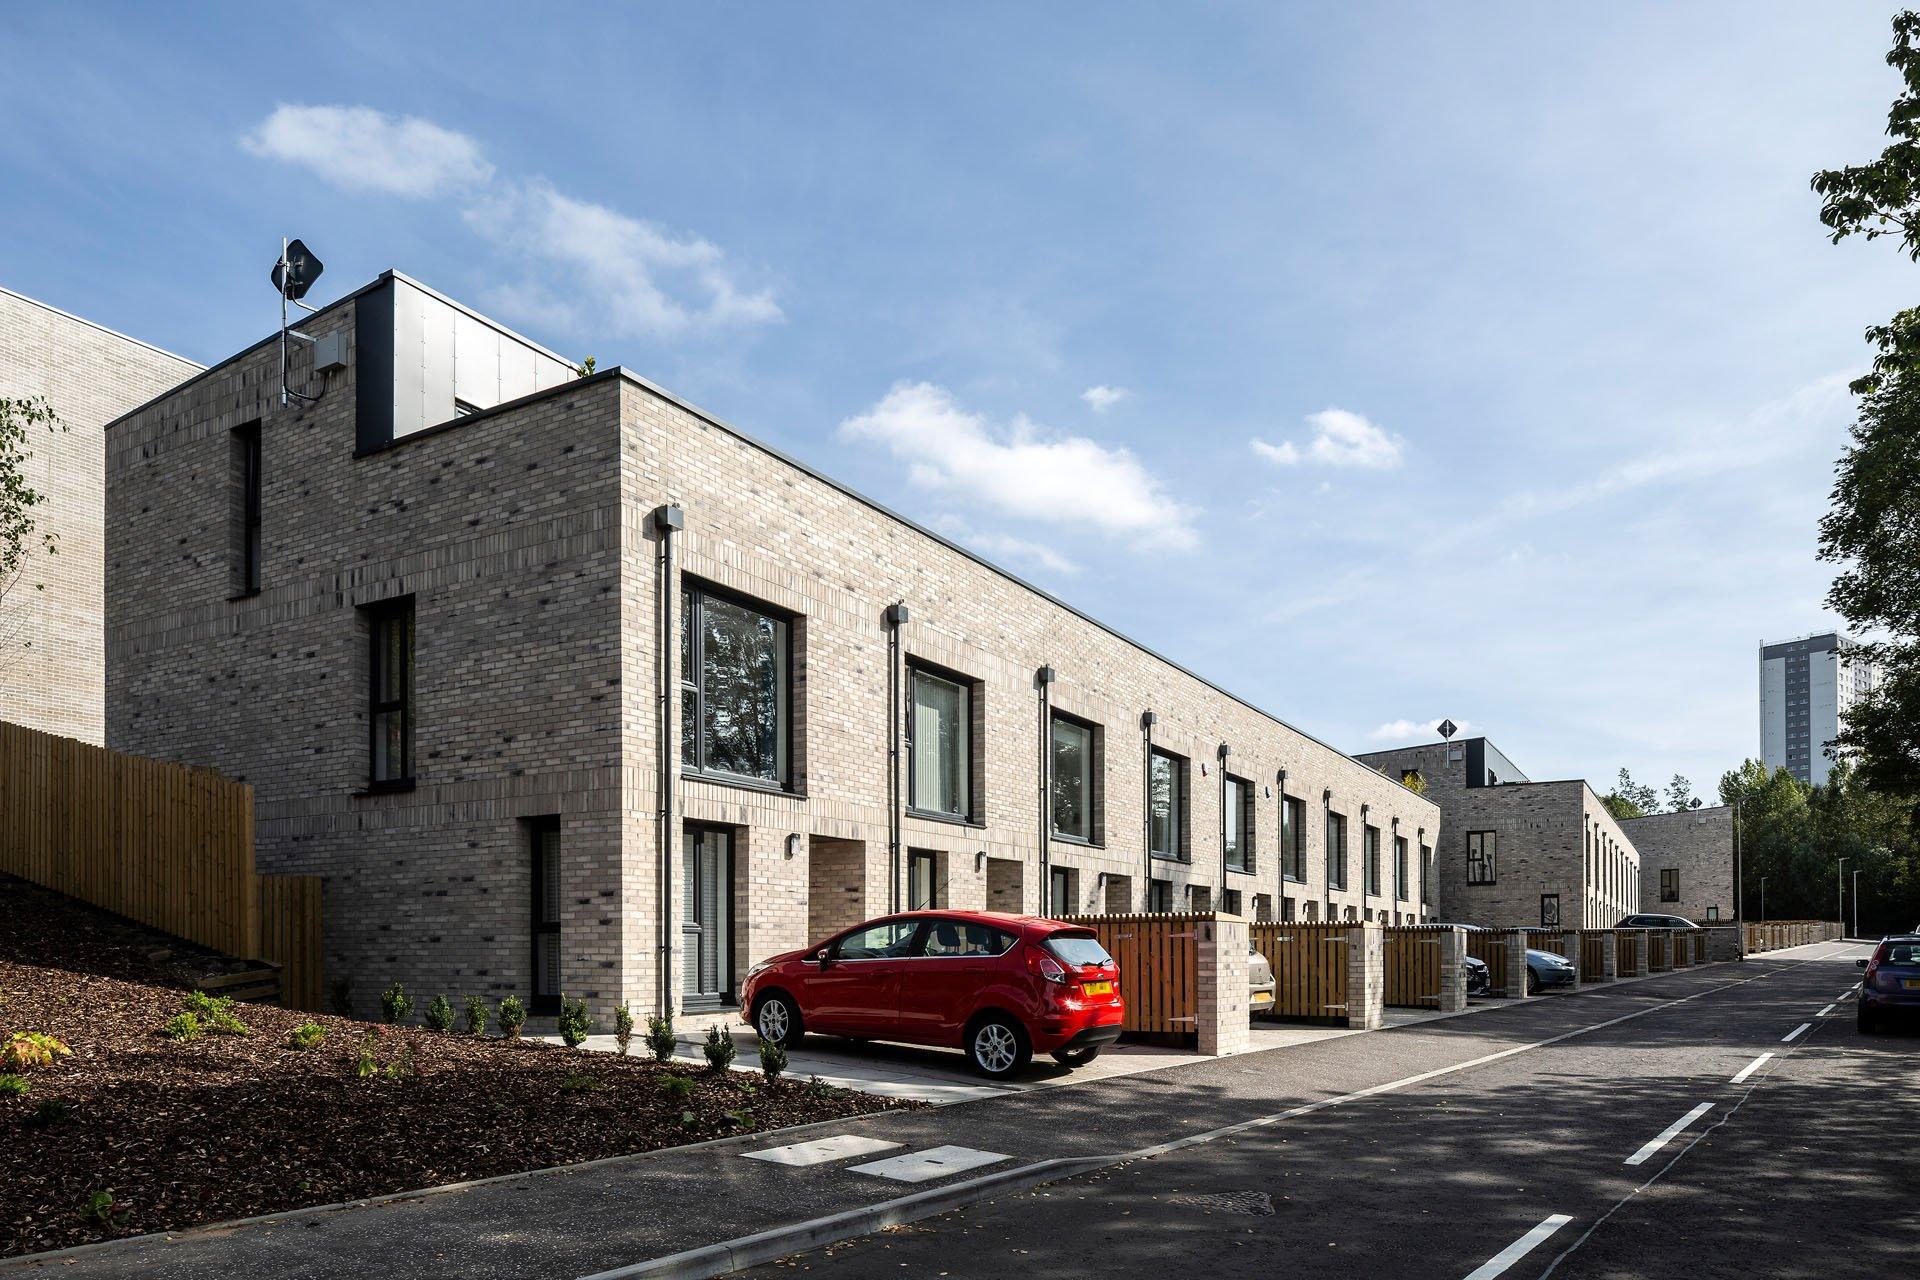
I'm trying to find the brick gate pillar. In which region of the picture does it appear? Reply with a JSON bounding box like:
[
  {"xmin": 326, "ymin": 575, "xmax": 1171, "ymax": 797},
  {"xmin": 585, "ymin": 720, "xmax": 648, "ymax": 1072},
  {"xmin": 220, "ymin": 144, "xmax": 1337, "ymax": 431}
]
[
  {"xmin": 1196, "ymin": 913, "xmax": 1249, "ymax": 1056},
  {"xmin": 1560, "ymin": 931, "xmax": 1583, "ymax": 990},
  {"xmin": 1601, "ymin": 931, "xmax": 1619, "ymax": 981},
  {"xmin": 1436, "ymin": 925, "xmax": 1468, "ymax": 1013},
  {"xmin": 1346, "ymin": 922, "xmax": 1383, "ymax": 1029},
  {"xmin": 1504, "ymin": 929, "xmax": 1532, "ymax": 998}
]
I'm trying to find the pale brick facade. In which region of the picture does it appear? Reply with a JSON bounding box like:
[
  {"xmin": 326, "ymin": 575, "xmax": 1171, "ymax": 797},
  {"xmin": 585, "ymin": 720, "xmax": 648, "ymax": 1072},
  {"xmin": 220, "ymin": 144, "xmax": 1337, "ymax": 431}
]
[
  {"xmin": 1, "ymin": 286, "xmax": 199, "ymax": 743},
  {"xmin": 107, "ymin": 270, "xmax": 1439, "ymax": 1021},
  {"xmin": 1623, "ymin": 804, "xmax": 1734, "ymax": 924},
  {"xmin": 1357, "ymin": 738, "xmax": 1641, "ymax": 929}
]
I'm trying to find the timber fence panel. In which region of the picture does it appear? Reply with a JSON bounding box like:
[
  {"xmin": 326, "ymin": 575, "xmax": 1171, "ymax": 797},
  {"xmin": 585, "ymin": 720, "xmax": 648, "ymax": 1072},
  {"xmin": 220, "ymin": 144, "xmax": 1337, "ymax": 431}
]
[{"xmin": 1252, "ymin": 920, "xmax": 1351, "ymax": 1019}]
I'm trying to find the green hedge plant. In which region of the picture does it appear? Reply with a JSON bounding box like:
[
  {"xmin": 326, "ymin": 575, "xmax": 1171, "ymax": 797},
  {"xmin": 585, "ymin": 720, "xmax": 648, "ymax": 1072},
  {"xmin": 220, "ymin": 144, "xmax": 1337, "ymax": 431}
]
[
  {"xmin": 464, "ymin": 995, "xmax": 489, "ymax": 1036},
  {"xmin": 557, "ymin": 995, "xmax": 591, "ymax": 1048},
  {"xmin": 424, "ymin": 993, "xmax": 454, "ymax": 1033},
  {"xmin": 644, "ymin": 1015, "xmax": 676, "ymax": 1063},
  {"xmin": 497, "ymin": 994, "xmax": 526, "ymax": 1038}
]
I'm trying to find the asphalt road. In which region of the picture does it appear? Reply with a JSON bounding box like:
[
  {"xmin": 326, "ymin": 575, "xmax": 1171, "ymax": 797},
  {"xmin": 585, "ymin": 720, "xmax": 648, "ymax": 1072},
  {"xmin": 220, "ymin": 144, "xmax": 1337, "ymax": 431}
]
[{"xmin": 738, "ymin": 943, "xmax": 1913, "ymax": 1280}]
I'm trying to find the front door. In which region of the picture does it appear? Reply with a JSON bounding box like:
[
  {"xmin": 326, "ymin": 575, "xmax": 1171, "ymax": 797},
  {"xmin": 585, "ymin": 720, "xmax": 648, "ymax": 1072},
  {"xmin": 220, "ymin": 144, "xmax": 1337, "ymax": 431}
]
[{"xmin": 682, "ymin": 826, "xmax": 734, "ymax": 1008}]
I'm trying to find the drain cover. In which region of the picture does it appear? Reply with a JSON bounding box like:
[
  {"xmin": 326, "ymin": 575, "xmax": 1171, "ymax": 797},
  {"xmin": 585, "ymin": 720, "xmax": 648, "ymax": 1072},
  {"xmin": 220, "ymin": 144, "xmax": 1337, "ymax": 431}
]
[{"xmin": 1168, "ymin": 1190, "xmax": 1275, "ymax": 1216}]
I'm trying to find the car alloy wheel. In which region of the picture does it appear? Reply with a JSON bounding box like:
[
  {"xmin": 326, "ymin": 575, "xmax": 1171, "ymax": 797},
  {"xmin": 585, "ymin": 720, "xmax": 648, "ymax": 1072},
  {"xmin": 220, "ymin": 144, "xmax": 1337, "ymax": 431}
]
[
  {"xmin": 1527, "ymin": 971, "xmax": 1540, "ymax": 996},
  {"xmin": 968, "ymin": 1016, "xmax": 1029, "ymax": 1078},
  {"xmin": 755, "ymin": 994, "xmax": 800, "ymax": 1047}
]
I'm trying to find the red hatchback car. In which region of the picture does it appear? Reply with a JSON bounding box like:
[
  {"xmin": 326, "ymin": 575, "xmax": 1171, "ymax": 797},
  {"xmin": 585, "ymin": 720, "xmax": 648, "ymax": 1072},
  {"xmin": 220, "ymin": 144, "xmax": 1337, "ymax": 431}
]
[{"xmin": 739, "ymin": 910, "xmax": 1125, "ymax": 1079}]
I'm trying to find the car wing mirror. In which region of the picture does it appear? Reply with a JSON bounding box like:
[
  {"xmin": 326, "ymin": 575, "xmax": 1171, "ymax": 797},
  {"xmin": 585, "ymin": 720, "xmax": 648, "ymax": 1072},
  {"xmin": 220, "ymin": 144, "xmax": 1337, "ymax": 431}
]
[{"xmin": 1856, "ymin": 958, "xmax": 1869, "ymax": 968}]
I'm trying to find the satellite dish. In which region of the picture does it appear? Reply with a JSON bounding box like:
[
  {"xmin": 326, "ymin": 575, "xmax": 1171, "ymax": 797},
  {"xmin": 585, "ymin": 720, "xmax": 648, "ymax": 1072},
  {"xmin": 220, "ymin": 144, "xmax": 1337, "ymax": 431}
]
[
  {"xmin": 271, "ymin": 238, "xmax": 325, "ymax": 300},
  {"xmin": 1438, "ymin": 719, "xmax": 1458, "ymax": 740}
]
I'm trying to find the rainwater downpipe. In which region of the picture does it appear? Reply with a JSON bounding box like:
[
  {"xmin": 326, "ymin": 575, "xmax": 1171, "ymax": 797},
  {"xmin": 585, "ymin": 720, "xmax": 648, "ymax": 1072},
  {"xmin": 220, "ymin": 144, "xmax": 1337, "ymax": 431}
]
[
  {"xmin": 1217, "ymin": 743, "xmax": 1231, "ymax": 896},
  {"xmin": 651, "ymin": 504, "xmax": 684, "ymax": 1017},
  {"xmin": 884, "ymin": 603, "xmax": 910, "ymax": 914},
  {"xmin": 1141, "ymin": 711, "xmax": 1157, "ymax": 910},
  {"xmin": 1037, "ymin": 666, "xmax": 1056, "ymax": 915}
]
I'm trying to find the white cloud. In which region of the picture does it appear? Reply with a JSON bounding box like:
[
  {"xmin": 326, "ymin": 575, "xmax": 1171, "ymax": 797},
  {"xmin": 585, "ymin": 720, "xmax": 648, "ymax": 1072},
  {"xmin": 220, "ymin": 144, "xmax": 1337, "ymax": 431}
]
[
  {"xmin": 242, "ymin": 105, "xmax": 777, "ymax": 340},
  {"xmin": 841, "ymin": 382, "xmax": 1198, "ymax": 550},
  {"xmin": 931, "ymin": 516, "xmax": 1080, "ymax": 575},
  {"xmin": 1081, "ymin": 384, "xmax": 1130, "ymax": 413},
  {"xmin": 1252, "ymin": 407, "xmax": 1406, "ymax": 470},
  {"xmin": 240, "ymin": 105, "xmax": 492, "ymax": 198},
  {"xmin": 1369, "ymin": 717, "xmax": 1472, "ymax": 743},
  {"xmin": 464, "ymin": 181, "xmax": 781, "ymax": 338}
]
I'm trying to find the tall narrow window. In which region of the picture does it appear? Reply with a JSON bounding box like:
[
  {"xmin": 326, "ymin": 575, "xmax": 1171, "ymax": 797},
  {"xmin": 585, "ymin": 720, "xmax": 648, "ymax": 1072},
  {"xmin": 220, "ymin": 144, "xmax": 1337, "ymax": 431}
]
[
  {"xmin": 680, "ymin": 584, "xmax": 791, "ymax": 786},
  {"xmin": 1466, "ymin": 831, "xmax": 1497, "ymax": 884},
  {"xmin": 365, "ymin": 597, "xmax": 414, "ymax": 787},
  {"xmin": 1147, "ymin": 878, "xmax": 1173, "ymax": 912},
  {"xmin": 909, "ymin": 667, "xmax": 972, "ymax": 819},
  {"xmin": 1051, "ymin": 713, "xmax": 1095, "ymax": 841},
  {"xmin": 1282, "ymin": 795, "xmax": 1306, "ymax": 881},
  {"xmin": 1326, "ymin": 811, "xmax": 1348, "ymax": 890},
  {"xmin": 1363, "ymin": 825, "xmax": 1381, "ymax": 896},
  {"xmin": 1224, "ymin": 775, "xmax": 1250, "ymax": 872},
  {"xmin": 1394, "ymin": 835, "xmax": 1409, "ymax": 902},
  {"xmin": 231, "ymin": 421, "xmax": 262, "ymax": 596},
  {"xmin": 529, "ymin": 817, "xmax": 561, "ymax": 1014},
  {"xmin": 1660, "ymin": 868, "xmax": 1679, "ymax": 902},
  {"xmin": 1540, "ymin": 893, "xmax": 1561, "ymax": 927},
  {"xmin": 909, "ymin": 849, "xmax": 943, "ymax": 909},
  {"xmin": 1421, "ymin": 844, "xmax": 1433, "ymax": 906},
  {"xmin": 1149, "ymin": 748, "xmax": 1187, "ymax": 860}
]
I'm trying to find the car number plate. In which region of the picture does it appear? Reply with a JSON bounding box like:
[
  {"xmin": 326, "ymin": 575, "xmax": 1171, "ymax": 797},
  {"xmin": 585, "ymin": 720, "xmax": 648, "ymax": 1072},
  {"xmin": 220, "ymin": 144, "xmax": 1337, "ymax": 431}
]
[
  {"xmin": 1903, "ymin": 978, "xmax": 1920, "ymax": 990},
  {"xmin": 1081, "ymin": 980, "xmax": 1113, "ymax": 996}
]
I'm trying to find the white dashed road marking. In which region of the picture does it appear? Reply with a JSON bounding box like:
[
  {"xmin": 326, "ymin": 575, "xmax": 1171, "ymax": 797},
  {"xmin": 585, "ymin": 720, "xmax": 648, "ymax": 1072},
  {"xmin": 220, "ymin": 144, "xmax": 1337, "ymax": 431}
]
[
  {"xmin": 850, "ymin": 1145, "xmax": 1008, "ymax": 1183},
  {"xmin": 1817, "ymin": 1003, "xmax": 1836, "ymax": 1017},
  {"xmin": 1729, "ymin": 1052, "xmax": 1773, "ymax": 1084},
  {"xmin": 1461, "ymin": 1213, "xmax": 1574, "ymax": 1280},
  {"xmin": 1782, "ymin": 1023, "xmax": 1811, "ymax": 1042},
  {"xmin": 742, "ymin": 1135, "xmax": 904, "ymax": 1167},
  {"xmin": 1624, "ymin": 1103, "xmax": 1714, "ymax": 1166}
]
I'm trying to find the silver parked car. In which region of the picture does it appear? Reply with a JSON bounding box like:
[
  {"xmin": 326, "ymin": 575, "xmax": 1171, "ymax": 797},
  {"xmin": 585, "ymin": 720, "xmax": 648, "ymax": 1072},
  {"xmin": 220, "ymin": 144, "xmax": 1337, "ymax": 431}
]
[{"xmin": 1250, "ymin": 944, "xmax": 1276, "ymax": 1015}]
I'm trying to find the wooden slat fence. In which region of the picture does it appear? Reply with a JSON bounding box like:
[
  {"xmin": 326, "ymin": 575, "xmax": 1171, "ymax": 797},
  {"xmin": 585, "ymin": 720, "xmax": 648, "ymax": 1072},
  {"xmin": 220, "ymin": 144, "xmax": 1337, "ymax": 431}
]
[
  {"xmin": 1, "ymin": 719, "xmax": 323, "ymax": 1009},
  {"xmin": 1581, "ymin": 931, "xmax": 1609, "ymax": 981},
  {"xmin": 1466, "ymin": 930, "xmax": 1513, "ymax": 997},
  {"xmin": 1252, "ymin": 921, "xmax": 1350, "ymax": 1019},
  {"xmin": 1382, "ymin": 924, "xmax": 1448, "ymax": 1008},
  {"xmin": 1058, "ymin": 913, "xmax": 1199, "ymax": 1035},
  {"xmin": 1648, "ymin": 930, "xmax": 1674, "ymax": 972}
]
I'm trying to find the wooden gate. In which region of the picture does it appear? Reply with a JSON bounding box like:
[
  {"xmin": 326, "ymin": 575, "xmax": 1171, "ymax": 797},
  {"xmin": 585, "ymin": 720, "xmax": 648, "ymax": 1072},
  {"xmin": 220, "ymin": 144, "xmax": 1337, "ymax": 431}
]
[
  {"xmin": 1581, "ymin": 931, "xmax": 1609, "ymax": 981},
  {"xmin": 260, "ymin": 874, "xmax": 324, "ymax": 1011},
  {"xmin": 1252, "ymin": 921, "xmax": 1350, "ymax": 1020},
  {"xmin": 1466, "ymin": 930, "xmax": 1513, "ymax": 996},
  {"xmin": 1383, "ymin": 924, "xmax": 1448, "ymax": 1008},
  {"xmin": 1060, "ymin": 913, "xmax": 1200, "ymax": 1035},
  {"xmin": 1648, "ymin": 930, "xmax": 1673, "ymax": 972}
]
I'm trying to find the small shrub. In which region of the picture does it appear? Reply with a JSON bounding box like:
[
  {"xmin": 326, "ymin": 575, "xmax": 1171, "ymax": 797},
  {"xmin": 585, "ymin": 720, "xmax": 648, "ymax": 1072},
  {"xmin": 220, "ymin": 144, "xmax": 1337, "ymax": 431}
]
[
  {"xmin": 184, "ymin": 993, "xmax": 250, "ymax": 1037},
  {"xmin": 3, "ymin": 1031, "xmax": 72, "ymax": 1070},
  {"xmin": 352, "ymin": 1032, "xmax": 380, "ymax": 1080},
  {"xmin": 0, "ymin": 1073, "xmax": 29, "ymax": 1099},
  {"xmin": 161, "ymin": 1012, "xmax": 202, "ymax": 1042},
  {"xmin": 464, "ymin": 995, "xmax": 489, "ymax": 1036},
  {"xmin": 288, "ymin": 1022, "xmax": 326, "ymax": 1051},
  {"xmin": 557, "ymin": 995, "xmax": 591, "ymax": 1048},
  {"xmin": 424, "ymin": 993, "xmax": 454, "ymax": 1033},
  {"xmin": 758, "ymin": 1035, "xmax": 788, "ymax": 1081},
  {"xmin": 644, "ymin": 1015, "xmax": 677, "ymax": 1063},
  {"xmin": 657, "ymin": 1073, "xmax": 694, "ymax": 1101},
  {"xmin": 381, "ymin": 1043, "xmax": 416, "ymax": 1081},
  {"xmin": 614, "ymin": 1003, "xmax": 634, "ymax": 1056},
  {"xmin": 702, "ymin": 1024, "xmax": 736, "ymax": 1073},
  {"xmin": 497, "ymin": 994, "xmax": 526, "ymax": 1039},
  {"xmin": 558, "ymin": 1071, "xmax": 604, "ymax": 1093},
  {"xmin": 329, "ymin": 976, "xmax": 353, "ymax": 1017},
  {"xmin": 180, "ymin": 990, "xmax": 223, "ymax": 1017},
  {"xmin": 78, "ymin": 1189, "xmax": 126, "ymax": 1227},
  {"xmin": 27, "ymin": 1098, "xmax": 76, "ymax": 1128},
  {"xmin": 379, "ymin": 982, "xmax": 413, "ymax": 1025}
]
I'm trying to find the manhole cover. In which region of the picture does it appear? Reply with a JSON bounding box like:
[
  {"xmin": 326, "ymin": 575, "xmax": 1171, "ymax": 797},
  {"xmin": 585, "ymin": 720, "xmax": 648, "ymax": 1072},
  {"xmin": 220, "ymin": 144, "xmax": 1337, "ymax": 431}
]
[{"xmin": 1168, "ymin": 1190, "xmax": 1275, "ymax": 1216}]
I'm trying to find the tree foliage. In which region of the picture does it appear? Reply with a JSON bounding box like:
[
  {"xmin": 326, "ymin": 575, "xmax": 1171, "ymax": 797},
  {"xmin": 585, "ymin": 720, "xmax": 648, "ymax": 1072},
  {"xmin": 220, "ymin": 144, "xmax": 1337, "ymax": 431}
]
[
  {"xmin": 1601, "ymin": 768, "xmax": 1658, "ymax": 821},
  {"xmin": 0, "ymin": 396, "xmax": 69, "ymax": 652}
]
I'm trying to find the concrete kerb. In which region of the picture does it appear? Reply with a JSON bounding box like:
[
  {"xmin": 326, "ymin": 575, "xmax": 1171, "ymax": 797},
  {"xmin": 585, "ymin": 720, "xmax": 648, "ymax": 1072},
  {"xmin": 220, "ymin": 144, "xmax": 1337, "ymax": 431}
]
[{"xmin": 0, "ymin": 955, "xmax": 1766, "ymax": 1276}]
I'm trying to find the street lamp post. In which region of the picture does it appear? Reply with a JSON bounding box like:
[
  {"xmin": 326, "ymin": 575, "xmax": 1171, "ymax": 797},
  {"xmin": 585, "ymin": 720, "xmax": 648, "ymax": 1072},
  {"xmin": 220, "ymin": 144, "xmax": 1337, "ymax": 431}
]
[
  {"xmin": 1837, "ymin": 858, "xmax": 1848, "ymax": 929},
  {"xmin": 1759, "ymin": 876, "xmax": 1766, "ymax": 923},
  {"xmin": 1852, "ymin": 868, "xmax": 1861, "ymax": 939}
]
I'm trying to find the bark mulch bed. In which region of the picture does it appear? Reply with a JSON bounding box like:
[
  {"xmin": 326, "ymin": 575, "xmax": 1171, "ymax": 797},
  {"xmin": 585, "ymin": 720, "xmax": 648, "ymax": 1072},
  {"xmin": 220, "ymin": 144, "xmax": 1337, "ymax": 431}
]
[{"xmin": 0, "ymin": 878, "xmax": 919, "ymax": 1258}]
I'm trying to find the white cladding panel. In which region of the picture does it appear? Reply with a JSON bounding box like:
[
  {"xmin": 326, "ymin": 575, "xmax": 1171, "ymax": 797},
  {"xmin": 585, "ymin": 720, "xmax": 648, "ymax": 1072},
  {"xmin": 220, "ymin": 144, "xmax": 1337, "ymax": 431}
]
[{"xmin": 391, "ymin": 277, "xmax": 574, "ymax": 440}]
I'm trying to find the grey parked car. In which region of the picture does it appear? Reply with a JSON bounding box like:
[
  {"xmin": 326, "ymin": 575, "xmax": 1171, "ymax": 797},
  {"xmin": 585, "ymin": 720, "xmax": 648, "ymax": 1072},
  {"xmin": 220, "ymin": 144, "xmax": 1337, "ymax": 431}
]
[
  {"xmin": 1250, "ymin": 944, "xmax": 1275, "ymax": 1015},
  {"xmin": 1618, "ymin": 913, "xmax": 1698, "ymax": 930}
]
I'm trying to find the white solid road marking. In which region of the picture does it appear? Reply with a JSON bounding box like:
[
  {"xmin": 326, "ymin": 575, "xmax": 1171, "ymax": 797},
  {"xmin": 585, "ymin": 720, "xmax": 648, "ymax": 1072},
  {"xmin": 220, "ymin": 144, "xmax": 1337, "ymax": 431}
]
[
  {"xmin": 1462, "ymin": 1214, "xmax": 1575, "ymax": 1280},
  {"xmin": 1782, "ymin": 1022, "xmax": 1811, "ymax": 1042},
  {"xmin": 1817, "ymin": 1003, "xmax": 1836, "ymax": 1017},
  {"xmin": 851, "ymin": 1145, "xmax": 1009, "ymax": 1183},
  {"xmin": 742, "ymin": 1134, "xmax": 904, "ymax": 1167},
  {"xmin": 1624, "ymin": 1103, "xmax": 1714, "ymax": 1166},
  {"xmin": 1729, "ymin": 1052, "xmax": 1773, "ymax": 1084}
]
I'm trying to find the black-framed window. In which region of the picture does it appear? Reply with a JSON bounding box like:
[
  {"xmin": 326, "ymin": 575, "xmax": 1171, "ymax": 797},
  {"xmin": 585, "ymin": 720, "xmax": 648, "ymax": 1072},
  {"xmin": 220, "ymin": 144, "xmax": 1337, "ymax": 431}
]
[
  {"xmin": 230, "ymin": 421, "xmax": 262, "ymax": 597},
  {"xmin": 908, "ymin": 665, "xmax": 972, "ymax": 820},
  {"xmin": 681, "ymin": 583, "xmax": 791, "ymax": 787},
  {"xmin": 1660, "ymin": 868, "xmax": 1679, "ymax": 903},
  {"xmin": 1281, "ymin": 795, "xmax": 1307, "ymax": 882},
  {"xmin": 1540, "ymin": 893, "xmax": 1561, "ymax": 927},
  {"xmin": 909, "ymin": 849, "xmax": 944, "ymax": 910},
  {"xmin": 1224, "ymin": 774, "xmax": 1252, "ymax": 872},
  {"xmin": 1149, "ymin": 747, "xmax": 1188, "ymax": 861},
  {"xmin": 529, "ymin": 816, "xmax": 561, "ymax": 1015},
  {"xmin": 1221, "ymin": 888, "xmax": 1242, "ymax": 917},
  {"xmin": 1326, "ymin": 810, "xmax": 1348, "ymax": 890},
  {"xmin": 1363, "ymin": 824, "xmax": 1381, "ymax": 896},
  {"xmin": 1281, "ymin": 895, "xmax": 1296, "ymax": 922},
  {"xmin": 1147, "ymin": 878, "xmax": 1173, "ymax": 912},
  {"xmin": 365, "ymin": 597, "xmax": 414, "ymax": 787},
  {"xmin": 1421, "ymin": 844, "xmax": 1433, "ymax": 906},
  {"xmin": 1466, "ymin": 831, "xmax": 1496, "ymax": 884},
  {"xmin": 1394, "ymin": 835, "xmax": 1409, "ymax": 902},
  {"xmin": 1051, "ymin": 712, "xmax": 1098, "ymax": 842}
]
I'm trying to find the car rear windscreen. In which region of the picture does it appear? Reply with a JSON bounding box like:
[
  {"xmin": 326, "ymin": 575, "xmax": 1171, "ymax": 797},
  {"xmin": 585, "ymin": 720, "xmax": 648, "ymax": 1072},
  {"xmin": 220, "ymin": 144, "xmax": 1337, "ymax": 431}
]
[
  {"xmin": 1879, "ymin": 943, "xmax": 1920, "ymax": 966},
  {"xmin": 1045, "ymin": 932, "xmax": 1114, "ymax": 967}
]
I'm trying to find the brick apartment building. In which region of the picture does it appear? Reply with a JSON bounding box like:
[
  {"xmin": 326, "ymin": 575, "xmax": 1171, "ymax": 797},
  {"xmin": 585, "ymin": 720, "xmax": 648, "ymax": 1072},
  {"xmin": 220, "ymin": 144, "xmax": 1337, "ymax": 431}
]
[
  {"xmin": 104, "ymin": 270, "xmax": 1440, "ymax": 1021},
  {"xmin": 1355, "ymin": 735, "xmax": 1640, "ymax": 929},
  {"xmin": 1, "ymin": 286, "xmax": 200, "ymax": 743},
  {"xmin": 1623, "ymin": 804, "xmax": 1735, "ymax": 924}
]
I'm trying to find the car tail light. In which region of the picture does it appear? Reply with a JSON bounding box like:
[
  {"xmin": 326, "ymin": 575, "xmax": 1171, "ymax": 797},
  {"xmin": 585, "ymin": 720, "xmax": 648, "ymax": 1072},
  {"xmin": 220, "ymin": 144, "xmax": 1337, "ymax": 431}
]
[{"xmin": 1026, "ymin": 947, "xmax": 1068, "ymax": 985}]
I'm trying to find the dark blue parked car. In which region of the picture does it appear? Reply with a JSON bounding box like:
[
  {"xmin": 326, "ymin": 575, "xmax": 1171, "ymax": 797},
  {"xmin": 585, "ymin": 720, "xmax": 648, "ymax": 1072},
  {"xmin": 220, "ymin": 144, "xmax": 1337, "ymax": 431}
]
[{"xmin": 1858, "ymin": 934, "xmax": 1920, "ymax": 1033}]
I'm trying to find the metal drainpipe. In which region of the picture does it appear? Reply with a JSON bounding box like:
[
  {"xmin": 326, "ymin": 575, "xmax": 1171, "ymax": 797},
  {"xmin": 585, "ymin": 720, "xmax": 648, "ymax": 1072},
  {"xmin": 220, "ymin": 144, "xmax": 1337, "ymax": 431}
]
[
  {"xmin": 1037, "ymin": 666, "xmax": 1055, "ymax": 915},
  {"xmin": 1323, "ymin": 789, "xmax": 1334, "ymax": 920},
  {"xmin": 1276, "ymin": 768, "xmax": 1288, "ymax": 915},
  {"xmin": 1140, "ymin": 711, "xmax": 1157, "ymax": 910},
  {"xmin": 651, "ymin": 504, "xmax": 684, "ymax": 1018},
  {"xmin": 1217, "ymin": 744, "xmax": 1231, "ymax": 898},
  {"xmin": 884, "ymin": 603, "xmax": 909, "ymax": 913},
  {"xmin": 1360, "ymin": 802, "xmax": 1371, "ymax": 916}
]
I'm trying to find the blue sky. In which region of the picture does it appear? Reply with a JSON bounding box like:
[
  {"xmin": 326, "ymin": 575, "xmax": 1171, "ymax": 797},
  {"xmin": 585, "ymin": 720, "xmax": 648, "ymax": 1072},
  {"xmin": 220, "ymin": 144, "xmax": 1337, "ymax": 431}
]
[{"xmin": 1, "ymin": 3, "xmax": 1907, "ymax": 791}]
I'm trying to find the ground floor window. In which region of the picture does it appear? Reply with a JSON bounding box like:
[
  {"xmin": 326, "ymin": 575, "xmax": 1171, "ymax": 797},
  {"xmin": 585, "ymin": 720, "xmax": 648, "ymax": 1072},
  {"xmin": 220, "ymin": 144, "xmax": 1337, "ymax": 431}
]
[
  {"xmin": 1281, "ymin": 896, "xmax": 1296, "ymax": 922},
  {"xmin": 1047, "ymin": 864, "xmax": 1076, "ymax": 915},
  {"xmin": 1221, "ymin": 888, "xmax": 1242, "ymax": 917},
  {"xmin": 529, "ymin": 816, "xmax": 561, "ymax": 1014},
  {"xmin": 908, "ymin": 849, "xmax": 944, "ymax": 910},
  {"xmin": 1147, "ymin": 878, "xmax": 1173, "ymax": 912}
]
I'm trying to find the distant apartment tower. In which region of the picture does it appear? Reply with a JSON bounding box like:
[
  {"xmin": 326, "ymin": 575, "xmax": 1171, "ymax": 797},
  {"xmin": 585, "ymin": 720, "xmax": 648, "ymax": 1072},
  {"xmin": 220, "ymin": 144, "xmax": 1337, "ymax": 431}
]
[{"xmin": 1758, "ymin": 632, "xmax": 1873, "ymax": 786}]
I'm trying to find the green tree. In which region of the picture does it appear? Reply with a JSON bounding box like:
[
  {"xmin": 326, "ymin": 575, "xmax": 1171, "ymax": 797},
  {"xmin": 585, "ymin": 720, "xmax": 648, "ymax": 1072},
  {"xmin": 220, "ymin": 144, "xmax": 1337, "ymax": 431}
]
[
  {"xmin": 1602, "ymin": 768, "xmax": 1658, "ymax": 821},
  {"xmin": 0, "ymin": 396, "xmax": 69, "ymax": 656},
  {"xmin": 1665, "ymin": 775, "xmax": 1702, "ymax": 812}
]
